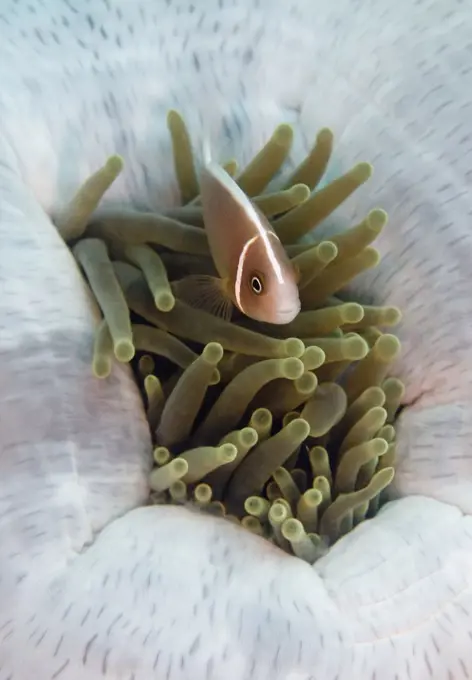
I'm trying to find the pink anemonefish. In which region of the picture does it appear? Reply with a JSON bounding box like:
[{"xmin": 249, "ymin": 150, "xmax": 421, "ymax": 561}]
[{"xmin": 173, "ymin": 157, "xmax": 301, "ymax": 325}]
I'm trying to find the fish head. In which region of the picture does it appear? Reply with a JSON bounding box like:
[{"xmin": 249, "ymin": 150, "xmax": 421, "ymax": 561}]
[{"xmin": 233, "ymin": 231, "xmax": 301, "ymax": 325}]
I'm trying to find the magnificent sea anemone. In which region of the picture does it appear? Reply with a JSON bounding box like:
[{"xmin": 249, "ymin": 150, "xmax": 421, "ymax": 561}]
[
  {"xmin": 1, "ymin": 0, "xmax": 471, "ymax": 678},
  {"xmin": 65, "ymin": 110, "xmax": 403, "ymax": 562}
]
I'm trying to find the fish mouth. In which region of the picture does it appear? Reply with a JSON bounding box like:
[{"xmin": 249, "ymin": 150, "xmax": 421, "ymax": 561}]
[{"xmin": 272, "ymin": 306, "xmax": 301, "ymax": 325}]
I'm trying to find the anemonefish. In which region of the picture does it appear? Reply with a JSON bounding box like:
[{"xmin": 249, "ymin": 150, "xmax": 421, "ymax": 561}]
[{"xmin": 173, "ymin": 159, "xmax": 301, "ymax": 325}]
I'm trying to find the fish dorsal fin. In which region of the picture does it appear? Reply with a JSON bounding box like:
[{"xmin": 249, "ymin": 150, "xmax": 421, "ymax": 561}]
[
  {"xmin": 200, "ymin": 159, "xmax": 260, "ymax": 228},
  {"xmin": 201, "ymin": 136, "xmax": 213, "ymax": 166},
  {"xmin": 171, "ymin": 275, "xmax": 234, "ymax": 323}
]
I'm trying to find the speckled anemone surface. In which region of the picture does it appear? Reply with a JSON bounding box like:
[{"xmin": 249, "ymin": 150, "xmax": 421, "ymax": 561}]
[
  {"xmin": 68, "ymin": 110, "xmax": 404, "ymax": 561},
  {"xmin": 0, "ymin": 1, "xmax": 472, "ymax": 679}
]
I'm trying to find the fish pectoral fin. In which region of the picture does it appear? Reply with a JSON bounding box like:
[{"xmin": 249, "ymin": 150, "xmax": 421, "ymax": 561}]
[{"xmin": 171, "ymin": 275, "xmax": 234, "ymax": 322}]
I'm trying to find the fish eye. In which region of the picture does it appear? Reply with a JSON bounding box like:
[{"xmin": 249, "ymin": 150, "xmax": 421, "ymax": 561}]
[{"xmin": 250, "ymin": 274, "xmax": 264, "ymax": 295}]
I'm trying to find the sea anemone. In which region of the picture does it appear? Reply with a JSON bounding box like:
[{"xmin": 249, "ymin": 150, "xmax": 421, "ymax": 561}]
[
  {"xmin": 63, "ymin": 111, "xmax": 403, "ymax": 562},
  {"xmin": 2, "ymin": 0, "xmax": 471, "ymax": 677}
]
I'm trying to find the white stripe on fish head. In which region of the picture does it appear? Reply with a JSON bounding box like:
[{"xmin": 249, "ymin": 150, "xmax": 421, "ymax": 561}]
[
  {"xmin": 234, "ymin": 234, "xmax": 258, "ymax": 312},
  {"xmin": 252, "ymin": 217, "xmax": 284, "ymax": 284},
  {"xmin": 240, "ymin": 201, "xmax": 286, "ymax": 292},
  {"xmin": 234, "ymin": 229, "xmax": 287, "ymax": 314}
]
